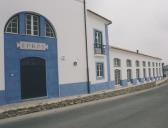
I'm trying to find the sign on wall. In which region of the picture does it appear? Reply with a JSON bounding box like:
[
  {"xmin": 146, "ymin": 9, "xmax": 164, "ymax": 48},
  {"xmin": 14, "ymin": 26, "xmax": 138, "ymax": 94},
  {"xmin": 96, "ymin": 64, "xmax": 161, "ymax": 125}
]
[{"xmin": 17, "ymin": 42, "xmax": 48, "ymax": 51}]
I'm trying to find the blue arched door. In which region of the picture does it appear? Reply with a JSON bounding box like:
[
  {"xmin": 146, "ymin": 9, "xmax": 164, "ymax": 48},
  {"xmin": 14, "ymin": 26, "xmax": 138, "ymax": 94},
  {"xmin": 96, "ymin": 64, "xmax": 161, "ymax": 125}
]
[{"xmin": 4, "ymin": 12, "xmax": 59, "ymax": 103}]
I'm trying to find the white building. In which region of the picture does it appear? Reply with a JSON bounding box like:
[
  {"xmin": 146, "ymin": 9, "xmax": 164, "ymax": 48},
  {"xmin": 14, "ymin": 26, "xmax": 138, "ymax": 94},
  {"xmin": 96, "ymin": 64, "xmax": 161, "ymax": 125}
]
[
  {"xmin": 0, "ymin": 0, "xmax": 163, "ymax": 105},
  {"xmin": 110, "ymin": 47, "xmax": 163, "ymax": 86}
]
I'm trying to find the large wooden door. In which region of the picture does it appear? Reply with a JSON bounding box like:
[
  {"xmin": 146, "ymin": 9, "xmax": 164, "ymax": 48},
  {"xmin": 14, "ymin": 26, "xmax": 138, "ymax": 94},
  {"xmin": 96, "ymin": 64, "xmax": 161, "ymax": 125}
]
[{"xmin": 20, "ymin": 57, "xmax": 47, "ymax": 99}]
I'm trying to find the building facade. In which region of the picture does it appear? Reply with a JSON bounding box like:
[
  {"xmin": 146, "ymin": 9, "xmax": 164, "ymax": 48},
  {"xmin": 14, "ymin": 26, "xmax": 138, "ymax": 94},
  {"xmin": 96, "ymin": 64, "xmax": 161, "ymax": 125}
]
[
  {"xmin": 0, "ymin": 0, "xmax": 163, "ymax": 105},
  {"xmin": 110, "ymin": 47, "xmax": 163, "ymax": 86}
]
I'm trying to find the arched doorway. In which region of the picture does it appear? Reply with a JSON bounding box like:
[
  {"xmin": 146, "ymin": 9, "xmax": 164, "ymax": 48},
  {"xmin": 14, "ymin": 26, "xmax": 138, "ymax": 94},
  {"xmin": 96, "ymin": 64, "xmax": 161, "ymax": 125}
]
[
  {"xmin": 115, "ymin": 69, "xmax": 121, "ymax": 85},
  {"xmin": 20, "ymin": 57, "xmax": 47, "ymax": 99},
  {"xmin": 4, "ymin": 12, "xmax": 59, "ymax": 103}
]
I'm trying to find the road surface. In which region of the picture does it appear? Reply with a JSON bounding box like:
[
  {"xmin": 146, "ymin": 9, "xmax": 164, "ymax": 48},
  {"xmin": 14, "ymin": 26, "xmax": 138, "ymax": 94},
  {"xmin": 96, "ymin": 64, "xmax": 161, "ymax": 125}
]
[{"xmin": 0, "ymin": 84, "xmax": 168, "ymax": 128}]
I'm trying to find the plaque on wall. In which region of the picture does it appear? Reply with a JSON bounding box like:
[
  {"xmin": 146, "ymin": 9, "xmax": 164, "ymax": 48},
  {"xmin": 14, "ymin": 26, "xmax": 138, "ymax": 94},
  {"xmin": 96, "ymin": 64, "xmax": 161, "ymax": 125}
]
[{"xmin": 17, "ymin": 42, "xmax": 48, "ymax": 51}]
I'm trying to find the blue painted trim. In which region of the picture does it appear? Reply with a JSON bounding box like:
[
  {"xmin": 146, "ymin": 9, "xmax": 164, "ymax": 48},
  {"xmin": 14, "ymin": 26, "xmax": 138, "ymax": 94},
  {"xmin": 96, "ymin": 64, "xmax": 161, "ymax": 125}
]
[
  {"xmin": 40, "ymin": 16, "xmax": 45, "ymax": 36},
  {"xmin": 110, "ymin": 81, "xmax": 115, "ymax": 87},
  {"xmin": 19, "ymin": 13, "xmax": 25, "ymax": 34},
  {"xmin": 90, "ymin": 82, "xmax": 114, "ymax": 93},
  {"xmin": 105, "ymin": 25, "xmax": 111, "ymax": 86},
  {"xmin": 60, "ymin": 82, "xmax": 88, "ymax": 97},
  {"xmin": 121, "ymin": 80, "xmax": 128, "ymax": 86},
  {"xmin": 0, "ymin": 91, "xmax": 6, "ymax": 105}
]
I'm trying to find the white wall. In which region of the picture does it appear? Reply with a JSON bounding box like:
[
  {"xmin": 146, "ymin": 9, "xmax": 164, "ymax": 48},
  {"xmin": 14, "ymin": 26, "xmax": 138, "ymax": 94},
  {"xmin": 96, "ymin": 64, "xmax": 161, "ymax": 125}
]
[
  {"xmin": 0, "ymin": 0, "xmax": 87, "ymax": 90},
  {"xmin": 110, "ymin": 48, "xmax": 163, "ymax": 82}
]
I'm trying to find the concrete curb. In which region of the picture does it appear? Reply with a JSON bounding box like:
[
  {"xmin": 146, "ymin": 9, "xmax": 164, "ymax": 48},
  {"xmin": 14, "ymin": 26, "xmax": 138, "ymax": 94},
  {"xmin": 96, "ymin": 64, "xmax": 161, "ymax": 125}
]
[{"xmin": 0, "ymin": 78, "xmax": 168, "ymax": 120}]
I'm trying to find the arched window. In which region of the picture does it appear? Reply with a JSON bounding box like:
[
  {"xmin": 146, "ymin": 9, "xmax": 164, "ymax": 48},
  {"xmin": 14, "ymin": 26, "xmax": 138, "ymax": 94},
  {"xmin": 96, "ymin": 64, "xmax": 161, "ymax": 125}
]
[
  {"xmin": 5, "ymin": 16, "xmax": 19, "ymax": 34},
  {"xmin": 126, "ymin": 59, "xmax": 132, "ymax": 67},
  {"xmin": 5, "ymin": 12, "xmax": 56, "ymax": 38},
  {"xmin": 114, "ymin": 58, "xmax": 121, "ymax": 67},
  {"xmin": 45, "ymin": 20, "xmax": 56, "ymax": 38}
]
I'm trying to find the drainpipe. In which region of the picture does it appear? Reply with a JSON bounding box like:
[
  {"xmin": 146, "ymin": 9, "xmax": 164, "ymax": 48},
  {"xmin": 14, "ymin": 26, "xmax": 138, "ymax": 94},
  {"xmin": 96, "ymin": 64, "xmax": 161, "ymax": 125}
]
[{"xmin": 83, "ymin": 0, "xmax": 90, "ymax": 93}]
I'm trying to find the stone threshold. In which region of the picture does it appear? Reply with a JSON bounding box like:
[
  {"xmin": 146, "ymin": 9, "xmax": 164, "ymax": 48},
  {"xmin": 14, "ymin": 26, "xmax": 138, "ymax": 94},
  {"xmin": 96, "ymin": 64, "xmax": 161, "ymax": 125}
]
[{"xmin": 0, "ymin": 78, "xmax": 168, "ymax": 120}]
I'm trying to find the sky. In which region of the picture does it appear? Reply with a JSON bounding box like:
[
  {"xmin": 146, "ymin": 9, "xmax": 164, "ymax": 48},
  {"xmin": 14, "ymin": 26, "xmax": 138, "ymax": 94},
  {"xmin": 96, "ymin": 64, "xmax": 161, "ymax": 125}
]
[{"xmin": 87, "ymin": 0, "xmax": 168, "ymax": 64}]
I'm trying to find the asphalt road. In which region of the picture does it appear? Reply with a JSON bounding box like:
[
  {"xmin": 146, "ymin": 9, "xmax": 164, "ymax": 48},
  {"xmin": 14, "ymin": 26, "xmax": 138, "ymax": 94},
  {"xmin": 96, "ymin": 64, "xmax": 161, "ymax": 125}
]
[{"xmin": 0, "ymin": 84, "xmax": 168, "ymax": 128}]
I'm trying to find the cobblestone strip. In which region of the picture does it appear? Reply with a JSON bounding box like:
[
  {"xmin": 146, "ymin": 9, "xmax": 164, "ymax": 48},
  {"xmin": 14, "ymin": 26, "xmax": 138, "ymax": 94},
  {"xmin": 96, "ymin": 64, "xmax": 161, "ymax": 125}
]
[{"xmin": 0, "ymin": 79, "xmax": 168, "ymax": 120}]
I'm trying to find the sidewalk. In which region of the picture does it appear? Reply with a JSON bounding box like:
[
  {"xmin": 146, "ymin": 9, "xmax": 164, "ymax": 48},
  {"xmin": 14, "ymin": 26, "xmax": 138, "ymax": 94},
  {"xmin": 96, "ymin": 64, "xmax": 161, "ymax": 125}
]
[{"xmin": 0, "ymin": 78, "xmax": 168, "ymax": 119}]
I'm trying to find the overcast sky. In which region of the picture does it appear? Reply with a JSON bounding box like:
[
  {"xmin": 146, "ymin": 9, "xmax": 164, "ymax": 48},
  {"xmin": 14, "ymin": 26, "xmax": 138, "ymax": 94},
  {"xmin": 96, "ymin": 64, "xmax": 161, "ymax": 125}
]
[{"xmin": 87, "ymin": 0, "xmax": 168, "ymax": 64}]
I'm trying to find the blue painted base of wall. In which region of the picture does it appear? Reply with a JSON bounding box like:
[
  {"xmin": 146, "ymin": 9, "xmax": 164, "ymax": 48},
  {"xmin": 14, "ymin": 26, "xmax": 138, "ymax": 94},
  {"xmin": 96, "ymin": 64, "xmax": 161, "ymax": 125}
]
[
  {"xmin": 131, "ymin": 79, "xmax": 137, "ymax": 85},
  {"xmin": 0, "ymin": 91, "xmax": 6, "ymax": 105},
  {"xmin": 60, "ymin": 82, "xmax": 88, "ymax": 97},
  {"xmin": 150, "ymin": 77, "xmax": 154, "ymax": 81},
  {"xmin": 139, "ymin": 78, "xmax": 145, "ymax": 83},
  {"xmin": 121, "ymin": 80, "xmax": 128, "ymax": 86},
  {"xmin": 145, "ymin": 77, "xmax": 150, "ymax": 82},
  {"xmin": 90, "ymin": 82, "xmax": 115, "ymax": 93}
]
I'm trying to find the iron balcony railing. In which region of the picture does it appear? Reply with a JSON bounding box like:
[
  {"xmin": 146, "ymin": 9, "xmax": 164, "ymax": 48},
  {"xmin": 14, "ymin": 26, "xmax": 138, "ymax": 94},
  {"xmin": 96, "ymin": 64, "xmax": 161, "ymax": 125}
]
[{"xmin": 94, "ymin": 43, "xmax": 106, "ymax": 55}]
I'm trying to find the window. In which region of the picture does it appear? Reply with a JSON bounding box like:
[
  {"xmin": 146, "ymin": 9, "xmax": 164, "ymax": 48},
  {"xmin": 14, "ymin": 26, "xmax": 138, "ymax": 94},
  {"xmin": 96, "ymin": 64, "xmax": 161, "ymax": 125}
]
[
  {"xmin": 136, "ymin": 60, "xmax": 140, "ymax": 67},
  {"xmin": 143, "ymin": 61, "xmax": 146, "ymax": 67},
  {"xmin": 114, "ymin": 58, "xmax": 121, "ymax": 67},
  {"xmin": 152, "ymin": 62, "xmax": 155, "ymax": 67},
  {"xmin": 26, "ymin": 14, "xmax": 39, "ymax": 36},
  {"xmin": 5, "ymin": 16, "xmax": 18, "ymax": 34},
  {"xmin": 127, "ymin": 69, "xmax": 132, "ymax": 82},
  {"xmin": 94, "ymin": 30, "xmax": 105, "ymax": 54},
  {"xmin": 115, "ymin": 69, "xmax": 121, "ymax": 85},
  {"xmin": 143, "ymin": 68, "xmax": 146, "ymax": 78},
  {"xmin": 153, "ymin": 68, "xmax": 155, "ymax": 77},
  {"xmin": 156, "ymin": 68, "xmax": 158, "ymax": 76},
  {"xmin": 127, "ymin": 59, "xmax": 132, "ymax": 67},
  {"xmin": 45, "ymin": 21, "xmax": 56, "ymax": 37},
  {"xmin": 96, "ymin": 63, "xmax": 104, "ymax": 79},
  {"xmin": 148, "ymin": 62, "xmax": 151, "ymax": 67},
  {"xmin": 156, "ymin": 63, "xmax": 158, "ymax": 67},
  {"xmin": 159, "ymin": 68, "xmax": 161, "ymax": 76},
  {"xmin": 95, "ymin": 30, "xmax": 103, "ymax": 45},
  {"xmin": 149, "ymin": 68, "xmax": 151, "ymax": 77},
  {"xmin": 136, "ymin": 69, "xmax": 140, "ymax": 80}
]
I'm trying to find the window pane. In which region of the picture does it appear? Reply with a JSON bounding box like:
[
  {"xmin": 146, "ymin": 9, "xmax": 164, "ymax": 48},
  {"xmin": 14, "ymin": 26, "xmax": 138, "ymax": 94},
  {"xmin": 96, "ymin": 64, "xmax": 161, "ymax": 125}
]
[
  {"xmin": 5, "ymin": 16, "xmax": 18, "ymax": 34},
  {"xmin": 45, "ymin": 21, "xmax": 55, "ymax": 37}
]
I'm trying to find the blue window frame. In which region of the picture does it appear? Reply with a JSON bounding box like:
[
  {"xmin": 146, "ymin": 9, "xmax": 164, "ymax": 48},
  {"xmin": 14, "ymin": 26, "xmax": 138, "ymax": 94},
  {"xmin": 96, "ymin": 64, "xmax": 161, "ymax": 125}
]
[{"xmin": 96, "ymin": 63, "xmax": 104, "ymax": 79}]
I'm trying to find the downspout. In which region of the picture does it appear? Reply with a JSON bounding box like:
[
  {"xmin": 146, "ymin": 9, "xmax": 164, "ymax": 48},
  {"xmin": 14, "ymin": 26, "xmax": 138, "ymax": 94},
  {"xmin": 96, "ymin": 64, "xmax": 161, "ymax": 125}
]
[{"xmin": 83, "ymin": 0, "xmax": 90, "ymax": 93}]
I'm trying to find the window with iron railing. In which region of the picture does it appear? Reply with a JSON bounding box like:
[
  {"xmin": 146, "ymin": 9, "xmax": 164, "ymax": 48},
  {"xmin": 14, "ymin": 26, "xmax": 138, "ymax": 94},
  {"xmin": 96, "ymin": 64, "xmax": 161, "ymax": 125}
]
[
  {"xmin": 94, "ymin": 43, "xmax": 106, "ymax": 55},
  {"xmin": 94, "ymin": 30, "xmax": 105, "ymax": 55}
]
